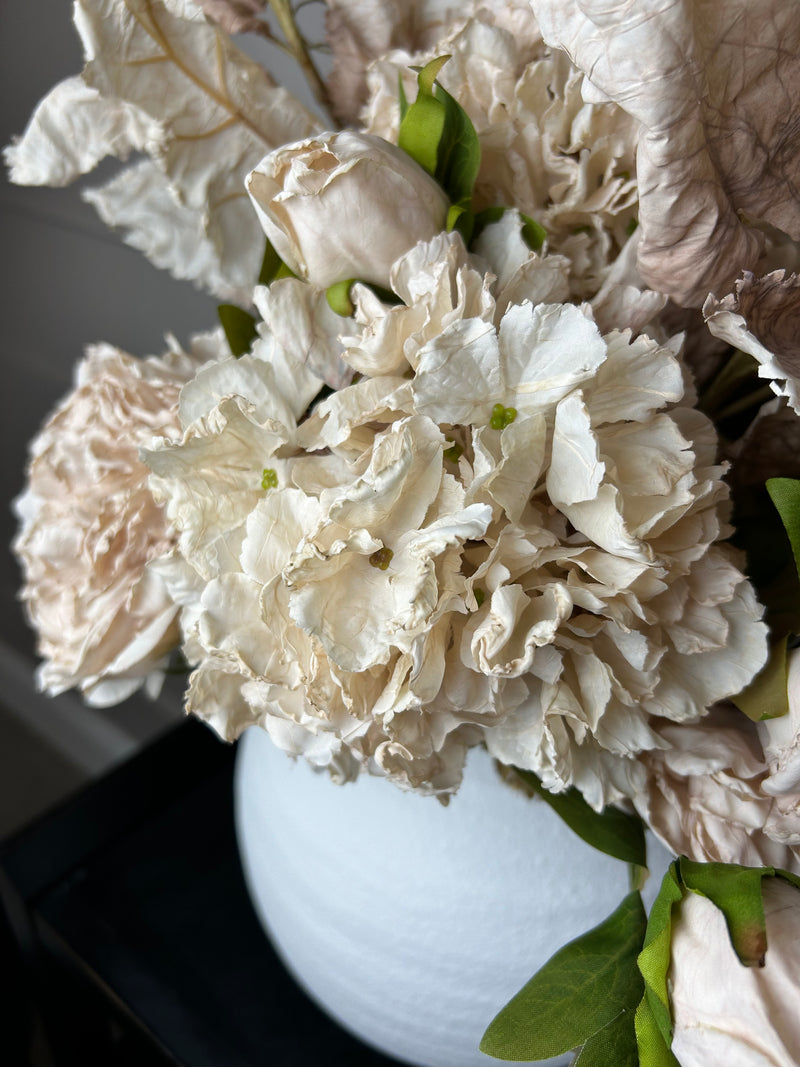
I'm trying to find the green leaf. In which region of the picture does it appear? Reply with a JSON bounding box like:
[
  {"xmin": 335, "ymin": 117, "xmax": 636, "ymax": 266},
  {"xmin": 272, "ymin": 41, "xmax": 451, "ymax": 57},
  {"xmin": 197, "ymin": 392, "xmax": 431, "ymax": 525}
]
[
  {"xmin": 398, "ymin": 72, "xmax": 409, "ymax": 121},
  {"xmin": 397, "ymin": 56, "xmax": 481, "ymax": 211},
  {"xmin": 512, "ymin": 768, "xmax": 647, "ymax": 868},
  {"xmin": 417, "ymin": 54, "xmax": 451, "ymax": 95},
  {"xmin": 217, "ymin": 304, "xmax": 258, "ymax": 358},
  {"xmin": 634, "ymin": 997, "xmax": 681, "ymax": 1067},
  {"xmin": 432, "ymin": 81, "xmax": 481, "ymax": 207},
  {"xmin": 732, "ymin": 634, "xmax": 790, "ymax": 721},
  {"xmin": 446, "ymin": 202, "xmax": 475, "ymax": 244},
  {"xmin": 573, "ymin": 1006, "xmax": 639, "ymax": 1067},
  {"xmin": 519, "ymin": 211, "xmax": 546, "ymax": 252},
  {"xmin": 480, "ymin": 892, "xmax": 647, "ymax": 1061},
  {"xmin": 397, "ymin": 58, "xmax": 449, "ymax": 177},
  {"xmin": 679, "ymin": 858, "xmax": 770, "ymax": 967},
  {"xmin": 767, "ymin": 477, "xmax": 800, "ymax": 582},
  {"xmin": 637, "ymin": 862, "xmax": 683, "ymax": 1047},
  {"xmin": 326, "ymin": 279, "xmax": 355, "ymax": 317},
  {"xmin": 258, "ymin": 238, "xmax": 282, "ymax": 286}
]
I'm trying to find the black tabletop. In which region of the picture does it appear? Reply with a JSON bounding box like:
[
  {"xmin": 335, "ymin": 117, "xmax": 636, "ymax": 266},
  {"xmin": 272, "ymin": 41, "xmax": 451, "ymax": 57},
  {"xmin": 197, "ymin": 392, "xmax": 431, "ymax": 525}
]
[{"xmin": 0, "ymin": 717, "xmax": 405, "ymax": 1067}]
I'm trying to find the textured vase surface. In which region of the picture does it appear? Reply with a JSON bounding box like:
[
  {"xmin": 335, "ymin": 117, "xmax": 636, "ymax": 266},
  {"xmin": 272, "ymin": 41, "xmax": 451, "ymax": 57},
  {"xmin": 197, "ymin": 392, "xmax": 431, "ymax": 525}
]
[{"xmin": 235, "ymin": 726, "xmax": 671, "ymax": 1067}]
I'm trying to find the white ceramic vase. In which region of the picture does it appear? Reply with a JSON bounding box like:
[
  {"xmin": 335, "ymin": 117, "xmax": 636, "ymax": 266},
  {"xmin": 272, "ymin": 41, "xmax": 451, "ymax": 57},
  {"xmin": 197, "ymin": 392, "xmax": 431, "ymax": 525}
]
[{"xmin": 234, "ymin": 726, "xmax": 672, "ymax": 1067}]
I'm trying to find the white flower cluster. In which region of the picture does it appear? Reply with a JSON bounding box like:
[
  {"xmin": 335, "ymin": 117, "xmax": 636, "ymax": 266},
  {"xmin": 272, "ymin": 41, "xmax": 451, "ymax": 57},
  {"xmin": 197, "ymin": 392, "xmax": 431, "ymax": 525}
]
[{"xmin": 143, "ymin": 225, "xmax": 766, "ymax": 803}]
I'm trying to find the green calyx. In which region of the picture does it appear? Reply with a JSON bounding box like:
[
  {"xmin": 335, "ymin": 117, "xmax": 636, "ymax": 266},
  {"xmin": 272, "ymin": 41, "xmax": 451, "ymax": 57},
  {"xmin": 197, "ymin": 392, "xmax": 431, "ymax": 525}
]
[{"xmin": 397, "ymin": 56, "xmax": 481, "ymax": 234}]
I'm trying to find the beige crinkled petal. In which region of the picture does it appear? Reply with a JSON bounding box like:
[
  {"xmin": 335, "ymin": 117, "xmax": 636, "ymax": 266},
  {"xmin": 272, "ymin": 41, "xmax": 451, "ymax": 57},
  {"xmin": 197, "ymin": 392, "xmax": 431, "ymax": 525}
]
[
  {"xmin": 585, "ymin": 330, "xmax": 683, "ymax": 424},
  {"xmin": 145, "ymin": 395, "xmax": 290, "ymax": 579},
  {"xmin": 704, "ymin": 270, "xmax": 800, "ymax": 414},
  {"xmin": 344, "ymin": 232, "xmax": 495, "ymax": 379},
  {"xmin": 547, "ymin": 391, "xmax": 604, "ymax": 507},
  {"xmin": 498, "ymin": 302, "xmax": 606, "ymax": 413},
  {"xmin": 255, "ymin": 278, "xmax": 353, "ymax": 390},
  {"xmin": 589, "ymin": 230, "xmax": 667, "ymax": 335},
  {"xmin": 468, "ymin": 414, "xmax": 547, "ymax": 523},
  {"xmin": 177, "ymin": 319, "xmax": 323, "ymax": 426},
  {"xmin": 303, "ymin": 376, "xmax": 413, "ymax": 452},
  {"xmin": 531, "ymin": 0, "xmax": 800, "ymax": 306},
  {"xmin": 412, "ymin": 318, "xmax": 502, "ymax": 426},
  {"xmin": 472, "ymin": 210, "xmax": 572, "ymax": 315}
]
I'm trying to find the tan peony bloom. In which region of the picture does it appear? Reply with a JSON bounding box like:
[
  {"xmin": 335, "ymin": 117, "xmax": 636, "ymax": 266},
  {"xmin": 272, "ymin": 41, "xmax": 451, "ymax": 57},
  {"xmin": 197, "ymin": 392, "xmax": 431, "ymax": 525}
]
[
  {"xmin": 246, "ymin": 131, "xmax": 450, "ymax": 290},
  {"xmin": 670, "ymin": 879, "xmax": 800, "ymax": 1066},
  {"xmin": 14, "ymin": 338, "xmax": 205, "ymax": 706}
]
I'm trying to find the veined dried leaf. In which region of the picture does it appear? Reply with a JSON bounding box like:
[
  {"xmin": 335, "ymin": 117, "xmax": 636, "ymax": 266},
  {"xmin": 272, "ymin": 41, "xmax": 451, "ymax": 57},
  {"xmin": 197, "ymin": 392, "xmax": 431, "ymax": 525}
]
[
  {"xmin": 531, "ymin": 0, "xmax": 800, "ymax": 307},
  {"xmin": 8, "ymin": 0, "xmax": 320, "ymax": 299}
]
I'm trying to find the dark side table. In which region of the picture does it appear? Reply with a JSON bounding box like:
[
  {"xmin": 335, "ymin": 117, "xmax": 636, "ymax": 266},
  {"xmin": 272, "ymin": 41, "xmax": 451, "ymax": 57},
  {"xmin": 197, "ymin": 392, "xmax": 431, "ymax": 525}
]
[{"xmin": 0, "ymin": 718, "xmax": 405, "ymax": 1066}]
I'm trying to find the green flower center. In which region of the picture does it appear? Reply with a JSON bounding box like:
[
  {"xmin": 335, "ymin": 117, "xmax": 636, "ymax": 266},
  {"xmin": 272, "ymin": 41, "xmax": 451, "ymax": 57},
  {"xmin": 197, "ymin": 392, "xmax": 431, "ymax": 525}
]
[
  {"xmin": 369, "ymin": 547, "xmax": 394, "ymax": 571},
  {"xmin": 490, "ymin": 404, "xmax": 517, "ymax": 430}
]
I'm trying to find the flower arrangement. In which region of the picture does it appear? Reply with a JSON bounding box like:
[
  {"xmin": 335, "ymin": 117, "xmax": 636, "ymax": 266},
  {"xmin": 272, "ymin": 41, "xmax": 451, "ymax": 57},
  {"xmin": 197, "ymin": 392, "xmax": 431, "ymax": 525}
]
[{"xmin": 8, "ymin": 0, "xmax": 800, "ymax": 1063}]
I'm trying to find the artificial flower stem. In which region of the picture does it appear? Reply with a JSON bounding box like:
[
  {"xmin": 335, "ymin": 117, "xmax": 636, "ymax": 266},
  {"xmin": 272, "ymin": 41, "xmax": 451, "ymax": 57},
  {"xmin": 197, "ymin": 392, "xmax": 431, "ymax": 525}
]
[{"xmin": 267, "ymin": 0, "xmax": 337, "ymax": 123}]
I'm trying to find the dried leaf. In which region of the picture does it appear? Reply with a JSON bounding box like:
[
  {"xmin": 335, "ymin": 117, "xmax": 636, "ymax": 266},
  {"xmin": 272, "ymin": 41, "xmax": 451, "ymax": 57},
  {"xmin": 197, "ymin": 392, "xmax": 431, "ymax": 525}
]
[
  {"xmin": 4, "ymin": 76, "xmax": 161, "ymax": 186},
  {"xmin": 531, "ymin": 0, "xmax": 800, "ymax": 307},
  {"xmin": 8, "ymin": 0, "xmax": 320, "ymax": 300},
  {"xmin": 195, "ymin": 0, "xmax": 266, "ymax": 35}
]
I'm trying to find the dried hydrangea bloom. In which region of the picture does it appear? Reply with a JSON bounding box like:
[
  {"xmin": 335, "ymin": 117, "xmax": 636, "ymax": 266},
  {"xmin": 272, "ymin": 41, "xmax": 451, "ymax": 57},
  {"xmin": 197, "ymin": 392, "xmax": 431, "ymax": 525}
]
[
  {"xmin": 145, "ymin": 234, "xmax": 767, "ymax": 800},
  {"xmin": 361, "ymin": 14, "xmax": 640, "ymax": 300},
  {"xmin": 14, "ymin": 338, "xmax": 207, "ymax": 706}
]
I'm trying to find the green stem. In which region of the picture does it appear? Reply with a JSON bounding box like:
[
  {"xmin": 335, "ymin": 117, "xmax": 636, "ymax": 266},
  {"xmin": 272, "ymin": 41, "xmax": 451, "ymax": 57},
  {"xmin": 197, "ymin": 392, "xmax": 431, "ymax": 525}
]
[
  {"xmin": 715, "ymin": 383, "xmax": 775, "ymax": 422},
  {"xmin": 267, "ymin": 0, "xmax": 337, "ymax": 123}
]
